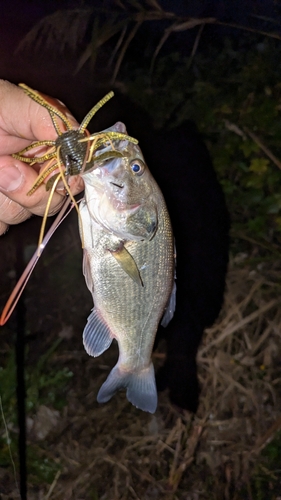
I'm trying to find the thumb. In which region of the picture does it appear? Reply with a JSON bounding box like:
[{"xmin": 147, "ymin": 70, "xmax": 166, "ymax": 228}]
[{"xmin": 0, "ymin": 158, "xmax": 64, "ymax": 217}]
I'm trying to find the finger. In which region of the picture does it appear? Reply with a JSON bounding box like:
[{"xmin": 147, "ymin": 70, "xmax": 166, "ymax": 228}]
[
  {"xmin": 0, "ymin": 193, "xmax": 32, "ymax": 232},
  {"xmin": 0, "ymin": 219, "xmax": 8, "ymax": 236},
  {"xmin": 35, "ymin": 161, "xmax": 84, "ymax": 196},
  {"xmin": 0, "ymin": 158, "xmax": 65, "ymax": 217},
  {"xmin": 0, "ymin": 80, "xmax": 79, "ymax": 154},
  {"xmin": 64, "ymin": 174, "xmax": 84, "ymax": 196}
]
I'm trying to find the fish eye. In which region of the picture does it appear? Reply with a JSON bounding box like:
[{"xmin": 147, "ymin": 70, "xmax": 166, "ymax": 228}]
[{"xmin": 130, "ymin": 160, "xmax": 145, "ymax": 176}]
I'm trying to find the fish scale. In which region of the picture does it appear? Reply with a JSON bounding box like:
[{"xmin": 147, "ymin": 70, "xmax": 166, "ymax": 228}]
[{"xmin": 79, "ymin": 122, "xmax": 175, "ymax": 413}]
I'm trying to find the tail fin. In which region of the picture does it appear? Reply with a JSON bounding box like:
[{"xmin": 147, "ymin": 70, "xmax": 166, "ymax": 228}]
[{"xmin": 97, "ymin": 363, "xmax": 157, "ymax": 413}]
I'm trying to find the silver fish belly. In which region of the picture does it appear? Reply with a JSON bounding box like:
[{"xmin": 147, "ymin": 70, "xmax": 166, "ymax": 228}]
[{"xmin": 79, "ymin": 122, "xmax": 175, "ymax": 413}]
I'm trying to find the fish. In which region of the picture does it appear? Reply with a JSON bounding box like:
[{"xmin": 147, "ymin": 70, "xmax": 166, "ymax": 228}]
[{"xmin": 79, "ymin": 122, "xmax": 175, "ymax": 413}]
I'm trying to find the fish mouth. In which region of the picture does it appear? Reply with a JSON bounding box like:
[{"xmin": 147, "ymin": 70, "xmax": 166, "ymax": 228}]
[
  {"xmin": 110, "ymin": 181, "xmax": 124, "ymax": 189},
  {"xmin": 114, "ymin": 200, "xmax": 141, "ymax": 213},
  {"xmin": 109, "ymin": 183, "xmax": 141, "ymax": 213}
]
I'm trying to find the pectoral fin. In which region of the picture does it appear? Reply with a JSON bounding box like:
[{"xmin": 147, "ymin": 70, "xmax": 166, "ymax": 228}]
[{"xmin": 110, "ymin": 246, "xmax": 143, "ymax": 287}]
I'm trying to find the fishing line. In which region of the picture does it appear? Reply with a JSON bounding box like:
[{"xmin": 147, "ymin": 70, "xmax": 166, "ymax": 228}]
[
  {"xmin": 0, "ymin": 196, "xmax": 82, "ymax": 496},
  {"xmin": 0, "ymin": 197, "xmax": 77, "ymax": 326},
  {"xmin": 15, "ymin": 238, "xmax": 27, "ymax": 500},
  {"xmin": 0, "ymin": 394, "xmax": 19, "ymax": 495}
]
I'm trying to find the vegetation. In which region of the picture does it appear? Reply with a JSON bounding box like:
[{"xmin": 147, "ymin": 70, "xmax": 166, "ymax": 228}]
[
  {"xmin": 1, "ymin": 1, "xmax": 281, "ymax": 497},
  {"xmin": 123, "ymin": 38, "xmax": 281, "ymax": 251},
  {"xmin": 0, "ymin": 341, "xmax": 72, "ymax": 484},
  {"xmin": 16, "ymin": 2, "xmax": 281, "ymax": 247}
]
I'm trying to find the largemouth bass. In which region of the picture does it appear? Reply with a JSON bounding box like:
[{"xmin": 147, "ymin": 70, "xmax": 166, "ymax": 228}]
[{"xmin": 79, "ymin": 122, "xmax": 175, "ymax": 413}]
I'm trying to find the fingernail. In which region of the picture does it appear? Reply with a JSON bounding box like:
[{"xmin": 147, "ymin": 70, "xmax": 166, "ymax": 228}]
[{"xmin": 0, "ymin": 165, "xmax": 24, "ymax": 192}]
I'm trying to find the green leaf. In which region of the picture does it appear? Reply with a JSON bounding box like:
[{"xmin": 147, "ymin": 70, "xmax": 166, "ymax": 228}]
[
  {"xmin": 249, "ymin": 158, "xmax": 270, "ymax": 174},
  {"xmin": 239, "ymin": 141, "xmax": 260, "ymax": 158}
]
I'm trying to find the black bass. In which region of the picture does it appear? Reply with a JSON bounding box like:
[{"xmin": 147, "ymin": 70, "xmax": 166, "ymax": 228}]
[{"xmin": 79, "ymin": 122, "xmax": 175, "ymax": 413}]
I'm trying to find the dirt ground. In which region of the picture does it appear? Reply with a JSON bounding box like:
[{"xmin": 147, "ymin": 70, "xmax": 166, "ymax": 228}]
[{"xmin": 0, "ymin": 215, "xmax": 281, "ymax": 500}]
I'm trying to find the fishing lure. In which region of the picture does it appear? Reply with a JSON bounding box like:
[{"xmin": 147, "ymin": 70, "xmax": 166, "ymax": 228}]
[{"xmin": 0, "ymin": 84, "xmax": 138, "ymax": 325}]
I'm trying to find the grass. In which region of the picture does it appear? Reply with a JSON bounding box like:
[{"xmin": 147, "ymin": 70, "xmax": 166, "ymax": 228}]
[{"xmin": 1, "ymin": 249, "xmax": 281, "ymax": 499}]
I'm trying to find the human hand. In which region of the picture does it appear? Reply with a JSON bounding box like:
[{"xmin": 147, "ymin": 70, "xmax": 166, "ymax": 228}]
[{"xmin": 0, "ymin": 80, "xmax": 84, "ymax": 236}]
